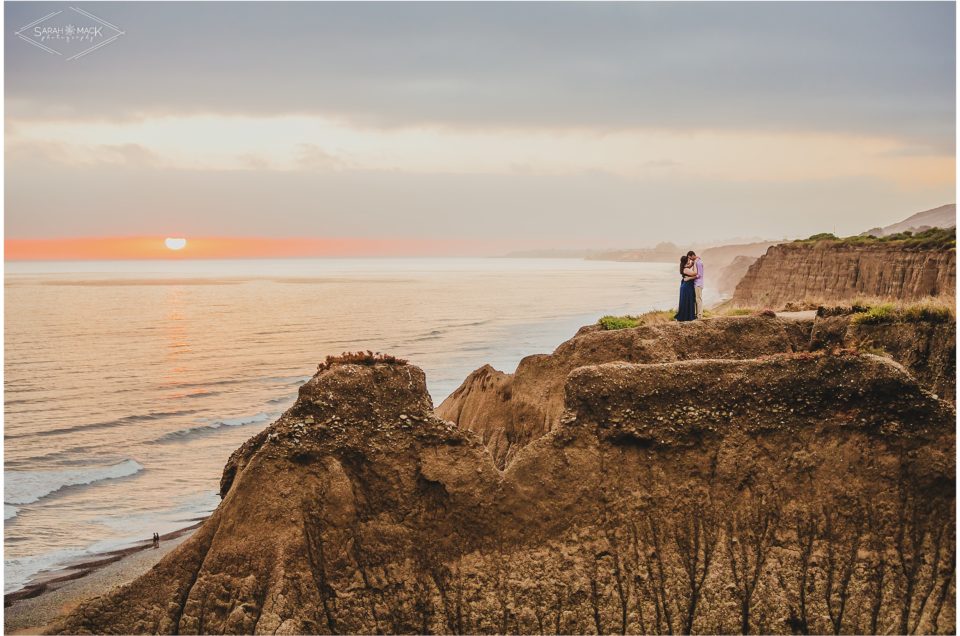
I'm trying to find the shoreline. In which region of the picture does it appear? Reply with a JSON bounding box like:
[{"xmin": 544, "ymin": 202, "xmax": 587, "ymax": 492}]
[
  {"xmin": 3, "ymin": 286, "xmax": 667, "ymax": 631},
  {"xmin": 4, "ymin": 522, "xmax": 203, "ymax": 634}
]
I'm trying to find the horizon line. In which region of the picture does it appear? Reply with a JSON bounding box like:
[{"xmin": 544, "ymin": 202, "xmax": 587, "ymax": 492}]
[
  {"xmin": 3, "ymin": 235, "xmax": 731, "ymax": 261},
  {"xmin": 4, "ymin": 236, "xmax": 514, "ymax": 261}
]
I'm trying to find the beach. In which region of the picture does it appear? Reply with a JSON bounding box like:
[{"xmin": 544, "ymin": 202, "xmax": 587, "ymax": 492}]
[{"xmin": 5, "ymin": 527, "xmax": 196, "ymax": 634}]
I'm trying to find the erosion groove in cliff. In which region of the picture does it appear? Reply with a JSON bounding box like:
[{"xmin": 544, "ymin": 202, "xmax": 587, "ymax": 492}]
[
  {"xmin": 731, "ymin": 243, "xmax": 955, "ymax": 307},
  {"xmin": 172, "ymin": 517, "xmax": 219, "ymax": 635},
  {"xmin": 49, "ymin": 319, "xmax": 956, "ymax": 635}
]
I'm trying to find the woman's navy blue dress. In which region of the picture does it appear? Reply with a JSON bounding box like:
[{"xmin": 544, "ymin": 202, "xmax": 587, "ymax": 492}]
[{"xmin": 675, "ymin": 278, "xmax": 697, "ymax": 322}]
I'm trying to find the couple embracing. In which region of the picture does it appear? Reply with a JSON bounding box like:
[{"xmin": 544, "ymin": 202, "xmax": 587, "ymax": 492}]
[{"xmin": 675, "ymin": 250, "xmax": 704, "ymax": 322}]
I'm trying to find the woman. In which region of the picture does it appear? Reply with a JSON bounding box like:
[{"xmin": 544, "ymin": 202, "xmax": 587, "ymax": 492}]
[{"xmin": 675, "ymin": 255, "xmax": 698, "ymax": 322}]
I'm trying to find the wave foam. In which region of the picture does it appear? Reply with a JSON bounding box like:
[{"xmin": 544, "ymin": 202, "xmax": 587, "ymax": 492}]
[
  {"xmin": 4, "ymin": 459, "xmax": 144, "ymax": 515},
  {"xmin": 149, "ymin": 411, "xmax": 277, "ymax": 444}
]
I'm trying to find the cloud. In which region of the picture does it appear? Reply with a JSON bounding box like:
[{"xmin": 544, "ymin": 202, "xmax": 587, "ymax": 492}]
[
  {"xmin": 4, "ymin": 3, "xmax": 954, "ymax": 152},
  {"xmin": 96, "ymin": 143, "xmax": 161, "ymax": 167},
  {"xmin": 237, "ymin": 153, "xmax": 270, "ymax": 171},
  {"xmin": 295, "ymin": 144, "xmax": 345, "ymax": 172},
  {"xmin": 6, "ymin": 152, "xmax": 954, "ymax": 246},
  {"xmin": 5, "ymin": 140, "xmax": 162, "ymax": 168},
  {"xmin": 7, "ymin": 115, "xmax": 952, "ymax": 186},
  {"xmin": 4, "ymin": 3, "xmax": 954, "ymax": 248}
]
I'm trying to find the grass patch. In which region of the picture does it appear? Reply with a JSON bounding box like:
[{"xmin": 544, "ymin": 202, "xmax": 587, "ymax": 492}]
[
  {"xmin": 598, "ymin": 309, "xmax": 675, "ymax": 330},
  {"xmin": 901, "ymin": 302, "xmax": 954, "ymax": 323},
  {"xmin": 850, "ymin": 304, "xmax": 897, "ymax": 325},
  {"xmin": 848, "ymin": 300, "xmax": 955, "ymax": 326}
]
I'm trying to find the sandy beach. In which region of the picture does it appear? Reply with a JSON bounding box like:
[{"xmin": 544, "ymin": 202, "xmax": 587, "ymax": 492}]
[{"xmin": 4, "ymin": 528, "xmax": 197, "ymax": 634}]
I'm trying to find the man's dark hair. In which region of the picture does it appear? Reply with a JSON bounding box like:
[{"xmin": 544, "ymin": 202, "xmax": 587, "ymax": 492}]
[{"xmin": 687, "ymin": 250, "xmax": 696, "ymax": 257}]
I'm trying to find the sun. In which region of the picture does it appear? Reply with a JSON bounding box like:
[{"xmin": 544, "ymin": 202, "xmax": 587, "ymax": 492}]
[{"xmin": 164, "ymin": 237, "xmax": 187, "ymax": 251}]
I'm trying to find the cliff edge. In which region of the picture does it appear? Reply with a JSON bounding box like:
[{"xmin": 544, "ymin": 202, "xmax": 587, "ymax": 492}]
[
  {"xmin": 731, "ymin": 241, "xmax": 955, "ymax": 307},
  {"xmin": 50, "ymin": 327, "xmax": 955, "ymax": 634}
]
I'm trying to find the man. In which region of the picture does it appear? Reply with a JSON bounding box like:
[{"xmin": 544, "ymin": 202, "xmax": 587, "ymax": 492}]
[{"xmin": 687, "ymin": 250, "xmax": 705, "ymax": 319}]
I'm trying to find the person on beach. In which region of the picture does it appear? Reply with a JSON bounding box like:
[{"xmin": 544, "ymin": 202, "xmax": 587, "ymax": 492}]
[
  {"xmin": 675, "ymin": 255, "xmax": 698, "ymax": 321},
  {"xmin": 687, "ymin": 250, "xmax": 705, "ymax": 319},
  {"xmin": 152, "ymin": 532, "xmax": 159, "ymax": 548}
]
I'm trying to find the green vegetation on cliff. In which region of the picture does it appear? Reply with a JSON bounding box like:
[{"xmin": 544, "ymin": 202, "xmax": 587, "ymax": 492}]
[
  {"xmin": 850, "ymin": 301, "xmax": 955, "ymax": 325},
  {"xmin": 598, "ymin": 310, "xmax": 674, "ymax": 330},
  {"xmin": 794, "ymin": 226, "xmax": 956, "ymax": 249}
]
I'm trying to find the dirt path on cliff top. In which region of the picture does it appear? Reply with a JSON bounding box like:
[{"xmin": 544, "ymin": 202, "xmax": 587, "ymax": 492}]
[{"xmin": 775, "ymin": 310, "xmax": 818, "ymax": 320}]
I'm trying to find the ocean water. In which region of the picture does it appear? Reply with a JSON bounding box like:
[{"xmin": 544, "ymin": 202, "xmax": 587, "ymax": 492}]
[{"xmin": 4, "ymin": 257, "xmax": 711, "ymax": 593}]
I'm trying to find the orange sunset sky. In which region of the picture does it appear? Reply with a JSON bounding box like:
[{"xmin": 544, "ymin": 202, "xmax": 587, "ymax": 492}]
[{"xmin": 3, "ymin": 237, "xmax": 511, "ymax": 261}]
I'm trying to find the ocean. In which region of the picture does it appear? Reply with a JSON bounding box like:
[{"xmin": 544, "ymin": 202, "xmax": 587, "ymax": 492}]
[{"xmin": 4, "ymin": 257, "xmax": 711, "ymax": 593}]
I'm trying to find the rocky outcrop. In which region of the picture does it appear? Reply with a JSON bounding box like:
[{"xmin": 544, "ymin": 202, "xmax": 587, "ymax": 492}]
[
  {"xmin": 731, "ymin": 243, "xmax": 955, "ymax": 307},
  {"xmin": 437, "ymin": 316, "xmax": 810, "ymax": 468},
  {"xmin": 438, "ymin": 310, "xmax": 954, "ymax": 468},
  {"xmin": 715, "ymin": 254, "xmax": 757, "ymax": 296},
  {"xmin": 810, "ymin": 313, "xmax": 956, "ymax": 402},
  {"xmin": 50, "ymin": 344, "xmax": 955, "ymax": 635},
  {"xmin": 52, "ymin": 360, "xmax": 501, "ymax": 634}
]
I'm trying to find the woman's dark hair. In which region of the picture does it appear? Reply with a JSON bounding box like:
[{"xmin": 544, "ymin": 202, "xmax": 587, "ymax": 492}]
[{"xmin": 679, "ymin": 255, "xmax": 688, "ymax": 275}]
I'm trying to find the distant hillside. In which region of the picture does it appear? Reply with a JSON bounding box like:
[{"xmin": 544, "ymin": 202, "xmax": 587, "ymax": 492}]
[
  {"xmin": 863, "ymin": 204, "xmax": 956, "ymax": 237},
  {"xmin": 503, "ymin": 248, "xmax": 599, "ymax": 258},
  {"xmin": 700, "ymin": 240, "xmax": 776, "ymax": 270},
  {"xmin": 584, "ymin": 242, "xmax": 682, "ymax": 262}
]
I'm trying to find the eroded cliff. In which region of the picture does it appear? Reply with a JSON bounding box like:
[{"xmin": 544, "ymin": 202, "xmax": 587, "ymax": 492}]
[
  {"xmin": 50, "ymin": 323, "xmax": 956, "ymax": 634},
  {"xmin": 436, "ymin": 316, "xmax": 810, "ymax": 468},
  {"xmin": 731, "ymin": 242, "xmax": 955, "ymax": 307},
  {"xmin": 437, "ymin": 312, "xmax": 953, "ymax": 468}
]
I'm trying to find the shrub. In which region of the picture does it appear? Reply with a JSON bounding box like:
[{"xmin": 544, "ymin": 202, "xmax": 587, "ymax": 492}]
[
  {"xmin": 598, "ymin": 315, "xmax": 641, "ymax": 330},
  {"xmin": 318, "ymin": 351, "xmax": 408, "ymax": 372},
  {"xmin": 756, "ymin": 309, "xmax": 777, "ymax": 318},
  {"xmin": 799, "ymin": 232, "xmax": 839, "ymax": 242},
  {"xmin": 901, "ymin": 302, "xmax": 954, "ymax": 323},
  {"xmin": 847, "ymin": 301, "xmax": 955, "ymax": 326},
  {"xmin": 850, "ymin": 304, "xmax": 897, "ymax": 325}
]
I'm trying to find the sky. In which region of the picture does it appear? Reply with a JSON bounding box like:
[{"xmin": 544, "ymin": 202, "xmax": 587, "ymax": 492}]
[{"xmin": 5, "ymin": 2, "xmax": 956, "ymax": 259}]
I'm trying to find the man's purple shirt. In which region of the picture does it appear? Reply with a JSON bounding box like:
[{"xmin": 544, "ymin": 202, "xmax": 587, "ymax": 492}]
[{"xmin": 694, "ymin": 259, "xmax": 705, "ymax": 288}]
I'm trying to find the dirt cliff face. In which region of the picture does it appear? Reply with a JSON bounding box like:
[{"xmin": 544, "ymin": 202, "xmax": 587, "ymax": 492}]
[
  {"xmin": 810, "ymin": 313, "xmax": 956, "ymax": 403},
  {"xmin": 436, "ymin": 316, "xmax": 810, "ymax": 468},
  {"xmin": 731, "ymin": 243, "xmax": 955, "ymax": 307},
  {"xmin": 437, "ymin": 311, "xmax": 953, "ymax": 468},
  {"xmin": 50, "ymin": 343, "xmax": 955, "ymax": 635}
]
